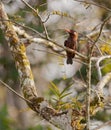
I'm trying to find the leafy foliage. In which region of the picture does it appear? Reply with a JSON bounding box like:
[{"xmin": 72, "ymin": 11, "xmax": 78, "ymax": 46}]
[{"xmin": 49, "ymin": 81, "xmax": 72, "ymax": 110}]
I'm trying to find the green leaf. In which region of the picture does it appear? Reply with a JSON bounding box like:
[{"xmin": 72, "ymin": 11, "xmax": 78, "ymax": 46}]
[
  {"xmin": 49, "ymin": 82, "xmax": 60, "ymax": 97},
  {"xmin": 60, "ymin": 84, "xmax": 72, "ymax": 96},
  {"xmin": 60, "ymin": 92, "xmax": 72, "ymax": 99}
]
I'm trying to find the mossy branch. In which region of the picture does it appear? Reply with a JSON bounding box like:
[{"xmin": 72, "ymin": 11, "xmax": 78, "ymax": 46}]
[{"xmin": 0, "ymin": 2, "xmax": 73, "ymax": 130}]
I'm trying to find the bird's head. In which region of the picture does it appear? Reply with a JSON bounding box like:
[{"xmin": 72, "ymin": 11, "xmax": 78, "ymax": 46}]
[{"xmin": 65, "ymin": 29, "xmax": 78, "ymax": 41}]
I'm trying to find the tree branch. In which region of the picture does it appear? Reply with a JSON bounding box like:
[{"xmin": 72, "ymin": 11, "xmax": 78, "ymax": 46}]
[
  {"xmin": 96, "ymin": 55, "xmax": 111, "ymax": 80},
  {"xmin": 21, "ymin": 0, "xmax": 49, "ymax": 39},
  {"xmin": 0, "ymin": 2, "xmax": 74, "ymax": 130},
  {"xmin": 86, "ymin": 56, "xmax": 92, "ymax": 130},
  {"xmin": 96, "ymin": 72, "xmax": 111, "ymax": 96},
  {"xmin": 0, "ymin": 79, "xmax": 31, "ymax": 104},
  {"xmin": 93, "ymin": 120, "xmax": 111, "ymax": 130},
  {"xmin": 74, "ymin": 0, "xmax": 111, "ymax": 12}
]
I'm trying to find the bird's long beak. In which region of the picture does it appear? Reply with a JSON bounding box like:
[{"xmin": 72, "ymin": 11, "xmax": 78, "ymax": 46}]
[{"xmin": 65, "ymin": 29, "xmax": 71, "ymax": 33}]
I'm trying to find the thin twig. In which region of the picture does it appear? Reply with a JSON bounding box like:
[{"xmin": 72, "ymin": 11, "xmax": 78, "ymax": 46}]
[
  {"xmin": 20, "ymin": 0, "xmax": 86, "ymax": 59},
  {"xmin": 85, "ymin": 15, "xmax": 111, "ymax": 127},
  {"xmin": 86, "ymin": 57, "xmax": 92, "ymax": 130},
  {"xmin": 21, "ymin": 0, "xmax": 49, "ymax": 39},
  {"xmin": 0, "ymin": 79, "xmax": 32, "ymax": 104},
  {"xmin": 96, "ymin": 55, "xmax": 111, "ymax": 80},
  {"xmin": 74, "ymin": 0, "xmax": 111, "ymax": 12},
  {"xmin": 0, "ymin": 13, "xmax": 87, "ymax": 61},
  {"xmin": 95, "ymin": 15, "xmax": 111, "ymax": 43},
  {"xmin": 0, "ymin": 5, "xmax": 87, "ymax": 61},
  {"xmin": 96, "ymin": 59, "xmax": 102, "ymax": 80},
  {"xmin": 91, "ymin": 15, "xmax": 111, "ymax": 56},
  {"xmin": 79, "ymin": 32, "xmax": 103, "ymax": 56},
  {"xmin": 33, "ymin": 48, "xmax": 65, "ymax": 57},
  {"xmin": 96, "ymin": 72, "xmax": 111, "ymax": 95},
  {"xmin": 0, "ymin": 18, "xmax": 45, "ymax": 38},
  {"xmin": 9, "ymin": 19, "xmax": 87, "ymax": 60},
  {"xmin": 48, "ymin": 39, "xmax": 88, "ymax": 60},
  {"xmin": 93, "ymin": 120, "xmax": 111, "ymax": 130},
  {"xmin": 43, "ymin": 12, "xmax": 51, "ymax": 23}
]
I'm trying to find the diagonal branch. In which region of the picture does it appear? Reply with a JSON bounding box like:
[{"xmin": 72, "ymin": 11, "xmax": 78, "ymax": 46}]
[
  {"xmin": 12, "ymin": 22, "xmax": 87, "ymax": 60},
  {"xmin": 93, "ymin": 120, "xmax": 111, "ymax": 130},
  {"xmin": 90, "ymin": 15, "xmax": 111, "ymax": 57},
  {"xmin": 0, "ymin": 79, "xmax": 32, "ymax": 104},
  {"xmin": 0, "ymin": 2, "xmax": 38, "ymax": 100},
  {"xmin": 74, "ymin": 0, "xmax": 111, "ymax": 12},
  {"xmin": 96, "ymin": 55, "xmax": 111, "ymax": 80},
  {"xmin": 96, "ymin": 72, "xmax": 111, "ymax": 96},
  {"xmin": 0, "ymin": 2, "xmax": 74, "ymax": 130},
  {"xmin": 21, "ymin": 0, "xmax": 49, "ymax": 39}
]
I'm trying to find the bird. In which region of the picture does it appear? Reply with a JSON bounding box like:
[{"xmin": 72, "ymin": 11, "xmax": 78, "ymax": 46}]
[{"xmin": 64, "ymin": 29, "xmax": 78, "ymax": 64}]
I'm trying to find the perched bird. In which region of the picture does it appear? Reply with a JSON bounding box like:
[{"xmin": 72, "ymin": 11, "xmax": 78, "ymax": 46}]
[{"xmin": 64, "ymin": 29, "xmax": 78, "ymax": 64}]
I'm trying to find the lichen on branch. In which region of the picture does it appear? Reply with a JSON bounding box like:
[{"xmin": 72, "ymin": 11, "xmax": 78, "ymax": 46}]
[
  {"xmin": 0, "ymin": 2, "xmax": 38, "ymax": 101},
  {"xmin": 0, "ymin": 2, "xmax": 74, "ymax": 130}
]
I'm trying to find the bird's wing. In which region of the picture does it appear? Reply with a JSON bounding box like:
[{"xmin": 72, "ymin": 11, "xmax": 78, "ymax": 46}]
[
  {"xmin": 73, "ymin": 41, "xmax": 77, "ymax": 50},
  {"xmin": 64, "ymin": 40, "xmax": 68, "ymax": 46}
]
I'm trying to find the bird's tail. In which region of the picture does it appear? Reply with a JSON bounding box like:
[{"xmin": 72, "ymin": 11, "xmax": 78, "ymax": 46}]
[{"xmin": 67, "ymin": 57, "xmax": 73, "ymax": 64}]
